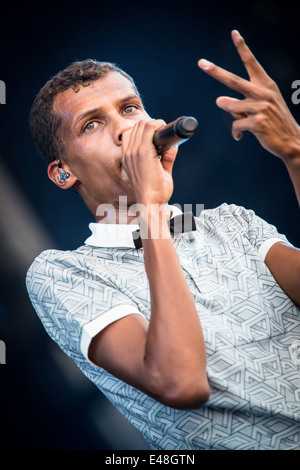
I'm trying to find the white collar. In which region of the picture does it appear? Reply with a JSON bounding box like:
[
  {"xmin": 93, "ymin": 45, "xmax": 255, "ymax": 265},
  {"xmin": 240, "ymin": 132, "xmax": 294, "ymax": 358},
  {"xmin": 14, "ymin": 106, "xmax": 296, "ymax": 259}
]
[{"xmin": 84, "ymin": 204, "xmax": 183, "ymax": 248}]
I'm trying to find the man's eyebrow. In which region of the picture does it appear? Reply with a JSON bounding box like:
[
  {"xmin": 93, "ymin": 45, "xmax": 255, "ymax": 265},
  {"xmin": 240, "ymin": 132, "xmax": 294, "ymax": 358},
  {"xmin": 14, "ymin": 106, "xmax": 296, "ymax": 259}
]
[
  {"xmin": 73, "ymin": 94, "xmax": 141, "ymax": 129},
  {"xmin": 73, "ymin": 107, "xmax": 102, "ymax": 128},
  {"xmin": 120, "ymin": 93, "xmax": 141, "ymax": 104}
]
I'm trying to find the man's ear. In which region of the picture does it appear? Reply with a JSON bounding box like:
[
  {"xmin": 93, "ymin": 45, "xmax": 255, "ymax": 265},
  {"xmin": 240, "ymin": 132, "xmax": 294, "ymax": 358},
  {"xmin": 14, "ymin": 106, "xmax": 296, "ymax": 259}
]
[{"xmin": 47, "ymin": 159, "xmax": 77, "ymax": 189}]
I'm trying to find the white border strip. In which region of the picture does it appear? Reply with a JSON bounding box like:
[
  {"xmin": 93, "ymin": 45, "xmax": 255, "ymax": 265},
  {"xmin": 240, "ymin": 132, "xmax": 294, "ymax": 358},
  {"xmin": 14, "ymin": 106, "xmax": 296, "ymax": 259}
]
[
  {"xmin": 80, "ymin": 304, "xmax": 142, "ymax": 363},
  {"xmin": 258, "ymin": 238, "xmax": 287, "ymax": 262}
]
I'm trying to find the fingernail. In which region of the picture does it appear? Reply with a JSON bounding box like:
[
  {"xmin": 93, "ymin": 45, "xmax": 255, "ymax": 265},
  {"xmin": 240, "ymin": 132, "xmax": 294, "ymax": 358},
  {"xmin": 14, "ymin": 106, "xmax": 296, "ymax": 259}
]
[
  {"xmin": 216, "ymin": 100, "xmax": 228, "ymax": 111},
  {"xmin": 234, "ymin": 132, "xmax": 243, "ymax": 141},
  {"xmin": 198, "ymin": 59, "xmax": 213, "ymax": 70},
  {"xmin": 233, "ymin": 29, "xmax": 243, "ymax": 40}
]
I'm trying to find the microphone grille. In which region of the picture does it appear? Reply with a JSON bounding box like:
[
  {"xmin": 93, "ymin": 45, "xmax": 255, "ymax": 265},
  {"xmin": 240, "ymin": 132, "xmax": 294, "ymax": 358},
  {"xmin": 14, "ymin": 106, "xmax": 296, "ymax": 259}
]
[{"xmin": 176, "ymin": 116, "xmax": 198, "ymax": 137}]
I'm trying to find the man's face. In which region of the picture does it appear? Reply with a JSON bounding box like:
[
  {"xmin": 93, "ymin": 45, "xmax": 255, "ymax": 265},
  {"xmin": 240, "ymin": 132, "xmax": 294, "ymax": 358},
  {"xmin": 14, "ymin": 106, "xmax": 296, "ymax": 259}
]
[{"xmin": 53, "ymin": 71, "xmax": 151, "ymax": 210}]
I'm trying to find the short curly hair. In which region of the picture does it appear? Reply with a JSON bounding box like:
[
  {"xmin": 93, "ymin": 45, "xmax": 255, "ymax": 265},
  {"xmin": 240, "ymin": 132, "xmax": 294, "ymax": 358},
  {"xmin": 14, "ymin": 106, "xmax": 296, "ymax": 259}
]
[{"xmin": 30, "ymin": 59, "xmax": 139, "ymax": 165}]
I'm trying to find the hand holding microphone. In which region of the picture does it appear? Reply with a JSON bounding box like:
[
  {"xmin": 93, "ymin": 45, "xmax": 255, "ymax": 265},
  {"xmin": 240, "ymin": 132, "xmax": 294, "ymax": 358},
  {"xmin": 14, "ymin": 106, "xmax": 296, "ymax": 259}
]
[
  {"xmin": 153, "ymin": 116, "xmax": 198, "ymax": 154},
  {"xmin": 121, "ymin": 116, "xmax": 198, "ymax": 205}
]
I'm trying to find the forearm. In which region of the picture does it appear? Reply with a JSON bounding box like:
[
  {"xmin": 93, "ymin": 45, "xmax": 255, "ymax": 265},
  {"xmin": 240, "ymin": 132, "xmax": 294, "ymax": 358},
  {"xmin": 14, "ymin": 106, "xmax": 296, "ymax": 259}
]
[
  {"xmin": 282, "ymin": 140, "xmax": 300, "ymax": 206},
  {"xmin": 120, "ymin": 120, "xmax": 209, "ymax": 407},
  {"xmin": 140, "ymin": 207, "xmax": 209, "ymax": 408}
]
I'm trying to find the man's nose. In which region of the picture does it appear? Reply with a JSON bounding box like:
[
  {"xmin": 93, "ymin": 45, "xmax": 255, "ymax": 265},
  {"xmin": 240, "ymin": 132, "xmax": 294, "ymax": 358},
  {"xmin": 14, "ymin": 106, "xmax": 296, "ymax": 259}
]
[{"xmin": 113, "ymin": 117, "xmax": 135, "ymax": 146}]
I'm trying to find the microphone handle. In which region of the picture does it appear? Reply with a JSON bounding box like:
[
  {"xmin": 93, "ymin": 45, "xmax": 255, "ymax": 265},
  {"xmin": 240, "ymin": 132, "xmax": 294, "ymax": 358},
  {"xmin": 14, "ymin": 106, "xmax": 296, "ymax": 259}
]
[{"xmin": 153, "ymin": 116, "xmax": 198, "ymax": 153}]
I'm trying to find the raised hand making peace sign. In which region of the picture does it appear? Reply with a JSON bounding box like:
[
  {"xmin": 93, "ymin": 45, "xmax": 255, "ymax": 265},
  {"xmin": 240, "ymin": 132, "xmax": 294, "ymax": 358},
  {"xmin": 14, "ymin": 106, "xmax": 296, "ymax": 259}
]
[
  {"xmin": 198, "ymin": 30, "xmax": 300, "ymax": 205},
  {"xmin": 198, "ymin": 30, "xmax": 300, "ymax": 163}
]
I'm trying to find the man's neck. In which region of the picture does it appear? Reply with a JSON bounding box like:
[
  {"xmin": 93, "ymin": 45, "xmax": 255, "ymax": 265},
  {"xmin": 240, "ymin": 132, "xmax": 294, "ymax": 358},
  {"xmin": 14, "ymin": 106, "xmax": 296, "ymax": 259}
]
[{"xmin": 95, "ymin": 201, "xmax": 172, "ymax": 225}]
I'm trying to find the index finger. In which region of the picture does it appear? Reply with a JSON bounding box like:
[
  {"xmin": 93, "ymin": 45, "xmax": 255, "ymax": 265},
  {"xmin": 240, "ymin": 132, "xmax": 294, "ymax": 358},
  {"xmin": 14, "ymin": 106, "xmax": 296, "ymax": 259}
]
[
  {"xmin": 198, "ymin": 58, "xmax": 259, "ymax": 98},
  {"xmin": 198, "ymin": 30, "xmax": 272, "ymax": 97}
]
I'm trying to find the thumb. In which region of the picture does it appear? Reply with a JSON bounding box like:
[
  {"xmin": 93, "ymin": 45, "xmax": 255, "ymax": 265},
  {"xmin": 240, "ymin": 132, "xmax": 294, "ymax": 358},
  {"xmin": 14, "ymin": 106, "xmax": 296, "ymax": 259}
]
[{"xmin": 160, "ymin": 146, "xmax": 178, "ymax": 174}]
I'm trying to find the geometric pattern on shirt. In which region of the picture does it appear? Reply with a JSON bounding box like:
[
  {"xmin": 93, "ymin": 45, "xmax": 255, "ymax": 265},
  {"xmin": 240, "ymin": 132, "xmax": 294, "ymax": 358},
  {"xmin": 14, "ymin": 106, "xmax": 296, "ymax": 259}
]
[{"xmin": 26, "ymin": 203, "xmax": 300, "ymax": 450}]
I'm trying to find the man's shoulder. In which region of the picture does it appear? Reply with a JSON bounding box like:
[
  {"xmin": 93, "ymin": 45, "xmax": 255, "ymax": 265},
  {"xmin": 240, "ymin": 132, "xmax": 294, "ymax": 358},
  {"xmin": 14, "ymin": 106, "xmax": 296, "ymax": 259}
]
[
  {"xmin": 25, "ymin": 245, "xmax": 92, "ymax": 278},
  {"xmin": 199, "ymin": 202, "xmax": 256, "ymax": 223}
]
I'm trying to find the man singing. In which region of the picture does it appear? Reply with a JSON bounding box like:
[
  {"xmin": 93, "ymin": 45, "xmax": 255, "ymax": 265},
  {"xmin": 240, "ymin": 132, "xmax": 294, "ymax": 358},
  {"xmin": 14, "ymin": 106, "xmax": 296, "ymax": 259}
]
[{"xmin": 26, "ymin": 30, "xmax": 300, "ymax": 450}]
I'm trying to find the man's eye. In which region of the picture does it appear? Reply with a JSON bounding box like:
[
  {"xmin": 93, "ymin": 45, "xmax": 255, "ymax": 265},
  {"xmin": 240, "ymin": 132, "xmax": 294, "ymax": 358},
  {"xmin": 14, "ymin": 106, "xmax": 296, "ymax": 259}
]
[
  {"xmin": 83, "ymin": 121, "xmax": 99, "ymax": 132},
  {"xmin": 122, "ymin": 105, "xmax": 137, "ymax": 115}
]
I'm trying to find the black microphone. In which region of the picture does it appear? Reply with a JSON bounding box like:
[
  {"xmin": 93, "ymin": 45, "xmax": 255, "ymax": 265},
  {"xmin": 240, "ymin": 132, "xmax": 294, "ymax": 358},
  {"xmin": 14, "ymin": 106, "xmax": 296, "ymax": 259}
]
[{"xmin": 153, "ymin": 116, "xmax": 198, "ymax": 153}]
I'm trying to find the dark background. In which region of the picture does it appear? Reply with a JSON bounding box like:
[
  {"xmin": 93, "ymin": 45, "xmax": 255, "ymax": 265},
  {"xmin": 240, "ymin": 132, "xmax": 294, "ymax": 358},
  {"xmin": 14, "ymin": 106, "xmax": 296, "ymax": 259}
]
[{"xmin": 0, "ymin": 0, "xmax": 299, "ymax": 450}]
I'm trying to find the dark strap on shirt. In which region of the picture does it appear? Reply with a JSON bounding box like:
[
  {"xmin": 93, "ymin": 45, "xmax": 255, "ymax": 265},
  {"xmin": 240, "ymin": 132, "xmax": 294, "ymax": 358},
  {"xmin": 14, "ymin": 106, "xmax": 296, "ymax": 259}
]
[{"xmin": 132, "ymin": 212, "xmax": 196, "ymax": 249}]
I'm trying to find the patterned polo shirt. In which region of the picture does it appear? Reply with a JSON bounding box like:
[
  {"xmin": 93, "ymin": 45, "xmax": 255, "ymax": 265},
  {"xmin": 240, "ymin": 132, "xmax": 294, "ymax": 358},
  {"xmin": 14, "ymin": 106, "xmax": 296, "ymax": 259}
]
[{"xmin": 26, "ymin": 203, "xmax": 300, "ymax": 450}]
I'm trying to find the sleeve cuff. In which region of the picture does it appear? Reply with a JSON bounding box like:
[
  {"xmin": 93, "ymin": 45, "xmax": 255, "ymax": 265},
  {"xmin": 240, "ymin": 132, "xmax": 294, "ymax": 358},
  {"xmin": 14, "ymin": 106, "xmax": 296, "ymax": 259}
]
[
  {"xmin": 258, "ymin": 238, "xmax": 290, "ymax": 262},
  {"xmin": 79, "ymin": 303, "xmax": 143, "ymax": 364}
]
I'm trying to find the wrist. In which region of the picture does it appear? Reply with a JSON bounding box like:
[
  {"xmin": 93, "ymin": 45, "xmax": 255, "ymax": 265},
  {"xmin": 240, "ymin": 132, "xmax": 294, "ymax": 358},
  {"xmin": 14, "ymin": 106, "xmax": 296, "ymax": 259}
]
[
  {"xmin": 138, "ymin": 203, "xmax": 171, "ymax": 242},
  {"xmin": 282, "ymin": 142, "xmax": 300, "ymax": 173},
  {"xmin": 280, "ymin": 125, "xmax": 300, "ymax": 163}
]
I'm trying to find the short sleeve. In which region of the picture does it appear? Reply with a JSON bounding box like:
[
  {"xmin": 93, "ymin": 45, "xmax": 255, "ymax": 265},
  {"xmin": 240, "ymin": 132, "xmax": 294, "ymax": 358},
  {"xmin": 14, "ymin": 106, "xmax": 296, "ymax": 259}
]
[
  {"xmin": 223, "ymin": 204, "xmax": 292, "ymax": 261},
  {"xmin": 25, "ymin": 249, "xmax": 143, "ymax": 363}
]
